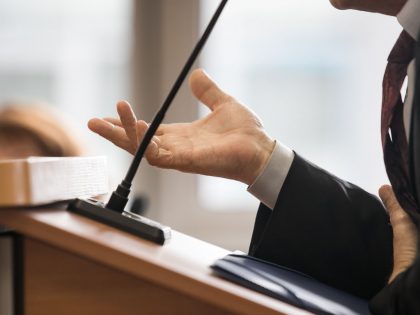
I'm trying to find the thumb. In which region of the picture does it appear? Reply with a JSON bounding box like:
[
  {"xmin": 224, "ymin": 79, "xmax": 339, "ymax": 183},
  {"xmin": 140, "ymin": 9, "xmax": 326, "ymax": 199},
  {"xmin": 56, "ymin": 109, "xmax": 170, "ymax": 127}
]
[
  {"xmin": 189, "ymin": 68, "xmax": 232, "ymax": 111},
  {"xmin": 379, "ymin": 184, "xmax": 416, "ymax": 248},
  {"xmin": 379, "ymin": 185, "xmax": 400, "ymax": 215},
  {"xmin": 379, "ymin": 185, "xmax": 418, "ymax": 283}
]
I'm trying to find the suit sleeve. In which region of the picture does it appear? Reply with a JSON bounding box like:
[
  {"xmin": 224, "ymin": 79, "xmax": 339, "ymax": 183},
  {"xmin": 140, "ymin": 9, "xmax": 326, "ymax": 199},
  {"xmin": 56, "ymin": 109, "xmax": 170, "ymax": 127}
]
[
  {"xmin": 248, "ymin": 153, "xmax": 393, "ymax": 299},
  {"xmin": 369, "ymin": 237, "xmax": 420, "ymax": 315}
]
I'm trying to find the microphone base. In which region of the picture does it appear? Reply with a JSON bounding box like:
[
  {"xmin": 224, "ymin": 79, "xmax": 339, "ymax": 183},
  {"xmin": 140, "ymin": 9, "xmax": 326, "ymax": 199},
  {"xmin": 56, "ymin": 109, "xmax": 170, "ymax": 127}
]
[{"xmin": 67, "ymin": 198, "xmax": 171, "ymax": 245}]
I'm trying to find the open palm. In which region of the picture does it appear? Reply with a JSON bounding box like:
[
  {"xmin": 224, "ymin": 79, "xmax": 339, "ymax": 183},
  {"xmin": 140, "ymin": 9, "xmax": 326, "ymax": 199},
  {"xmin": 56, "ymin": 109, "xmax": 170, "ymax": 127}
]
[{"xmin": 88, "ymin": 69, "xmax": 274, "ymax": 185}]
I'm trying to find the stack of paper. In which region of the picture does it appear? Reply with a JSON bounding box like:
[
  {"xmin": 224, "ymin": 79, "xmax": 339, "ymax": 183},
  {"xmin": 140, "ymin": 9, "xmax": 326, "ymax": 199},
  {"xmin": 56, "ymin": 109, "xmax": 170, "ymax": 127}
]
[{"xmin": 0, "ymin": 156, "xmax": 108, "ymax": 206}]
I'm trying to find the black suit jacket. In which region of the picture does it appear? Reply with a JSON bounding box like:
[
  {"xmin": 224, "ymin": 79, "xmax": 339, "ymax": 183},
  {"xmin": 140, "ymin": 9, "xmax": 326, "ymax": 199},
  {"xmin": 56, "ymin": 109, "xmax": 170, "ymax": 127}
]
[
  {"xmin": 248, "ymin": 154, "xmax": 393, "ymax": 299},
  {"xmin": 369, "ymin": 30, "xmax": 420, "ymax": 315},
  {"xmin": 248, "ymin": 30, "xmax": 420, "ymax": 314}
]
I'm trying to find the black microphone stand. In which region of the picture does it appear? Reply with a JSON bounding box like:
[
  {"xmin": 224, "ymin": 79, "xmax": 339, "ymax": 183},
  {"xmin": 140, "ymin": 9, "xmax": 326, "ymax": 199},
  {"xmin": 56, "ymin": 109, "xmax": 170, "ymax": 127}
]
[{"xmin": 67, "ymin": 0, "xmax": 228, "ymax": 245}]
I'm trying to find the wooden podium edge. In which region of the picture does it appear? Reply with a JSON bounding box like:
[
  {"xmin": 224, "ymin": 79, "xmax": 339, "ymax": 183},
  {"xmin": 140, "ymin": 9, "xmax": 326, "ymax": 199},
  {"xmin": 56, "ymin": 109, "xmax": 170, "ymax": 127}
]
[{"xmin": 0, "ymin": 208, "xmax": 310, "ymax": 315}]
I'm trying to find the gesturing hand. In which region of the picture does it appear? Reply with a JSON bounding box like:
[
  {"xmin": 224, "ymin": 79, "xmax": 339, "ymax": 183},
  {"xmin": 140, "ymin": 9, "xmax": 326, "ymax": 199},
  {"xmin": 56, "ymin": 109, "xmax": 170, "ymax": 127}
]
[
  {"xmin": 88, "ymin": 69, "xmax": 275, "ymax": 185},
  {"xmin": 379, "ymin": 185, "xmax": 418, "ymax": 283}
]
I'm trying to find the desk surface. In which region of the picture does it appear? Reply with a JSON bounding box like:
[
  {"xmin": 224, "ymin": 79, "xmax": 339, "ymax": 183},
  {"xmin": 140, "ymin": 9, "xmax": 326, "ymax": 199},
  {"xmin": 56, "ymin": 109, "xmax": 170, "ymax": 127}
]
[{"xmin": 0, "ymin": 206, "xmax": 310, "ymax": 315}]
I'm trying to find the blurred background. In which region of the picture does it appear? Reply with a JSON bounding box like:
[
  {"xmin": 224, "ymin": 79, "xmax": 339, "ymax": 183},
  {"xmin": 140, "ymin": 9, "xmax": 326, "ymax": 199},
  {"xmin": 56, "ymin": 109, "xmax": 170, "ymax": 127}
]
[{"xmin": 0, "ymin": 0, "xmax": 402, "ymax": 251}]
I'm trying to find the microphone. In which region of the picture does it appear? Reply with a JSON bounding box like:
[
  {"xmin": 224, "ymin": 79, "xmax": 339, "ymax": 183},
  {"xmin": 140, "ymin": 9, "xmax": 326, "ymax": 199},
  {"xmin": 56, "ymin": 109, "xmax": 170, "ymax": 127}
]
[{"xmin": 67, "ymin": 0, "xmax": 229, "ymax": 245}]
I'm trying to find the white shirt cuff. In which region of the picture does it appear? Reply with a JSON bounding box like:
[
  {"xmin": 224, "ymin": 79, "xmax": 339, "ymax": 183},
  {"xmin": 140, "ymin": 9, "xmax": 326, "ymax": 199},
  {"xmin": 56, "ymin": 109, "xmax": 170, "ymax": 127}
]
[
  {"xmin": 397, "ymin": 0, "xmax": 420, "ymax": 39},
  {"xmin": 247, "ymin": 141, "xmax": 294, "ymax": 210}
]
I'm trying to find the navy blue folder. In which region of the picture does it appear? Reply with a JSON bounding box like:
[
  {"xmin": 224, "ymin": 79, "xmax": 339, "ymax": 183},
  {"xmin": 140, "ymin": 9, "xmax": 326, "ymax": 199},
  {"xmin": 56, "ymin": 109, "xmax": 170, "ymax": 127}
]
[{"xmin": 211, "ymin": 254, "xmax": 371, "ymax": 315}]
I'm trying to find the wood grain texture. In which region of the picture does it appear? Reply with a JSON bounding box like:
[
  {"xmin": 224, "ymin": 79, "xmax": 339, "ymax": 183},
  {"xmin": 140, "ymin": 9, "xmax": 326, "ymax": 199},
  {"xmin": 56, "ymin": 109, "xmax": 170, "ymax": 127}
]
[
  {"xmin": 25, "ymin": 238, "xmax": 231, "ymax": 315},
  {"xmin": 0, "ymin": 208, "xmax": 309, "ymax": 315}
]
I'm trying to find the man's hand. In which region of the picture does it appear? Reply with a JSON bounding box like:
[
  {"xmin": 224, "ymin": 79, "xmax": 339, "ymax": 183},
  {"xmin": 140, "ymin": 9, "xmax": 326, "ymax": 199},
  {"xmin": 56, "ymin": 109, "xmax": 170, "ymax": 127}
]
[
  {"xmin": 379, "ymin": 185, "xmax": 418, "ymax": 283},
  {"xmin": 329, "ymin": 0, "xmax": 407, "ymax": 16},
  {"xmin": 88, "ymin": 69, "xmax": 275, "ymax": 185}
]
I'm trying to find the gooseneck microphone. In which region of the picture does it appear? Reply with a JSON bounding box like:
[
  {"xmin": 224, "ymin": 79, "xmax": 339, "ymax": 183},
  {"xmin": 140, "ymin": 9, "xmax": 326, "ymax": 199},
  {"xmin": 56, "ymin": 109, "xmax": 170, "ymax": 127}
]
[
  {"xmin": 68, "ymin": 0, "xmax": 229, "ymax": 244},
  {"xmin": 107, "ymin": 0, "xmax": 228, "ymax": 213}
]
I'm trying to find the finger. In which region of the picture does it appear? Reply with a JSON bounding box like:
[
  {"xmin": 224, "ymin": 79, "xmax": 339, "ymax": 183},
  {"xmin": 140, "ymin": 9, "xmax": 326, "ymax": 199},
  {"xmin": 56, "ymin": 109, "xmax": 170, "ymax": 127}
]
[
  {"xmin": 117, "ymin": 101, "xmax": 139, "ymax": 150},
  {"xmin": 135, "ymin": 120, "xmax": 149, "ymax": 139},
  {"xmin": 134, "ymin": 120, "xmax": 161, "ymax": 158},
  {"xmin": 103, "ymin": 117, "xmax": 123, "ymax": 127},
  {"xmin": 88, "ymin": 118, "xmax": 134, "ymax": 153},
  {"xmin": 379, "ymin": 185, "xmax": 414, "ymax": 233},
  {"xmin": 389, "ymin": 203, "xmax": 414, "ymax": 231},
  {"xmin": 379, "ymin": 185, "xmax": 400, "ymax": 214},
  {"xmin": 133, "ymin": 121, "xmax": 160, "ymax": 143},
  {"xmin": 104, "ymin": 118, "xmax": 158, "ymax": 143},
  {"xmin": 189, "ymin": 68, "xmax": 232, "ymax": 111},
  {"xmin": 378, "ymin": 186, "xmax": 418, "ymax": 284}
]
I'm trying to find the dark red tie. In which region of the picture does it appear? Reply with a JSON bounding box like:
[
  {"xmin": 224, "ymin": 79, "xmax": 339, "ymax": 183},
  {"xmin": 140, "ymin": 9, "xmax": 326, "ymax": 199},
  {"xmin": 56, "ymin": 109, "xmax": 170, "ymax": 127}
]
[{"xmin": 382, "ymin": 30, "xmax": 418, "ymax": 218}]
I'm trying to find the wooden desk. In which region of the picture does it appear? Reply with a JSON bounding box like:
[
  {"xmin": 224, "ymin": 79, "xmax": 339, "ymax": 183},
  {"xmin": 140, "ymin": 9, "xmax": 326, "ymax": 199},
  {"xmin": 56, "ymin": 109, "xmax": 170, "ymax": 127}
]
[{"xmin": 0, "ymin": 207, "xmax": 310, "ymax": 315}]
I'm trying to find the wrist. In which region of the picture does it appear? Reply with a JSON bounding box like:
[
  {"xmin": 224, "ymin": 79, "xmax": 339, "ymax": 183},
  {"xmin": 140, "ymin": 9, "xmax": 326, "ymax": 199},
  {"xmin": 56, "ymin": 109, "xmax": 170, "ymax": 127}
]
[{"xmin": 244, "ymin": 134, "xmax": 276, "ymax": 186}]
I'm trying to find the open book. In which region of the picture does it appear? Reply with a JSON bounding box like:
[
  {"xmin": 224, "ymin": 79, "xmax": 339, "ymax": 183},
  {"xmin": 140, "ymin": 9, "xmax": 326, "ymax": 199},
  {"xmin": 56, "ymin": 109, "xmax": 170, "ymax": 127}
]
[{"xmin": 0, "ymin": 156, "xmax": 108, "ymax": 207}]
